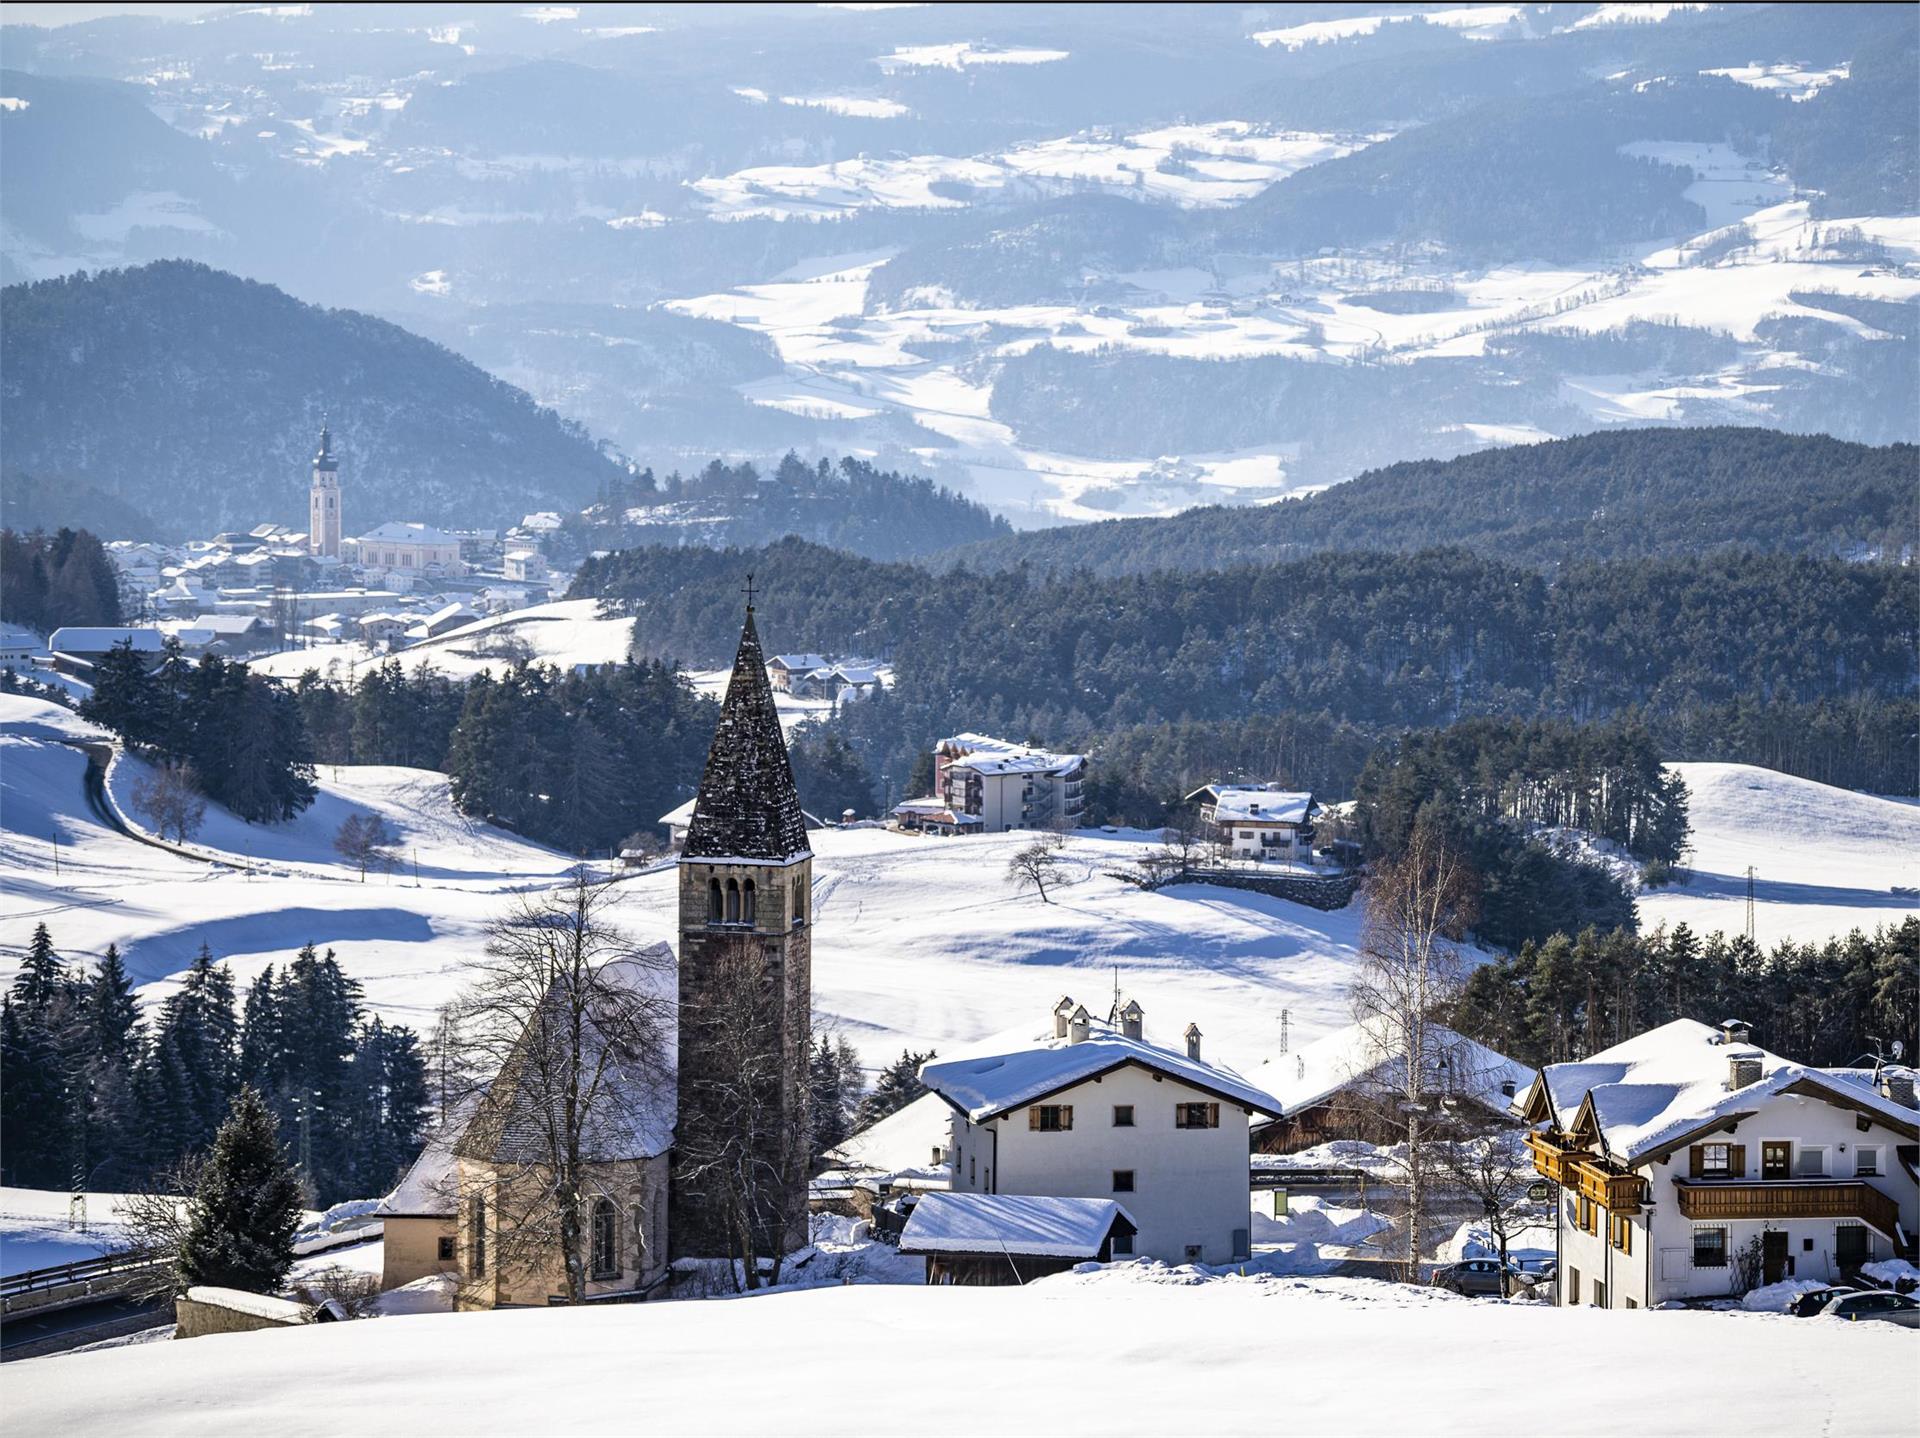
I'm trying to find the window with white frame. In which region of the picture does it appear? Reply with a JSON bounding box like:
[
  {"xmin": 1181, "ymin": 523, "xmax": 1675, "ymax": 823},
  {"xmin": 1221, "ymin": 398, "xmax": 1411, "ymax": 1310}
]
[
  {"xmin": 1795, "ymin": 1145, "xmax": 1828, "ymax": 1178},
  {"xmin": 1855, "ymin": 1145, "xmax": 1881, "ymax": 1177},
  {"xmin": 1700, "ymin": 1142, "xmax": 1732, "ymax": 1176}
]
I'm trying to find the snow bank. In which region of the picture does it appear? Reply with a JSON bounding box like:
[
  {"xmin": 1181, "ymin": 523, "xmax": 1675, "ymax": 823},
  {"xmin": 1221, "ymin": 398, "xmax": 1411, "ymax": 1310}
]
[
  {"xmin": 371, "ymin": 1274, "xmax": 458, "ymax": 1317},
  {"xmin": 17, "ymin": 1277, "xmax": 1907, "ymax": 1436},
  {"xmin": 1740, "ymin": 1278, "xmax": 1825, "ymax": 1312},
  {"xmin": 1861, "ymin": 1259, "xmax": 1920, "ymax": 1290}
]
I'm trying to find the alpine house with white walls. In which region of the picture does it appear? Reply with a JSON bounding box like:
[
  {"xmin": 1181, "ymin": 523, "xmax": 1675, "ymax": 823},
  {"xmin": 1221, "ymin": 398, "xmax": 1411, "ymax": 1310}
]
[
  {"xmin": 1518, "ymin": 1018, "xmax": 1919, "ymax": 1310},
  {"xmin": 919, "ymin": 997, "xmax": 1280, "ymax": 1266}
]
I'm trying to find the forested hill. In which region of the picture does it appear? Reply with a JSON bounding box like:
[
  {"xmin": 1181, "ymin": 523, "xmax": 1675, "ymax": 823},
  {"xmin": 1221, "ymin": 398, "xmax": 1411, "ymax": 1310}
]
[
  {"xmin": 940, "ymin": 429, "xmax": 1919, "ymax": 578},
  {"xmin": 0, "ymin": 261, "xmax": 625, "ymax": 537},
  {"xmin": 574, "ymin": 538, "xmax": 1918, "ymax": 796},
  {"xmin": 548, "ymin": 453, "xmax": 1011, "ymax": 565}
]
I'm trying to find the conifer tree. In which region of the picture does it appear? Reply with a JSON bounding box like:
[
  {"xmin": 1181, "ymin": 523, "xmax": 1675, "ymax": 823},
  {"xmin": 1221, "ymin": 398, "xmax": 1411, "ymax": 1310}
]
[
  {"xmin": 86, "ymin": 944, "xmax": 141, "ymax": 1065},
  {"xmin": 12, "ymin": 922, "xmax": 66, "ymax": 1013},
  {"xmin": 175, "ymin": 1086, "xmax": 303, "ymax": 1295},
  {"xmin": 853, "ymin": 1049, "xmax": 935, "ymax": 1132},
  {"xmin": 80, "ymin": 641, "xmax": 159, "ymax": 747}
]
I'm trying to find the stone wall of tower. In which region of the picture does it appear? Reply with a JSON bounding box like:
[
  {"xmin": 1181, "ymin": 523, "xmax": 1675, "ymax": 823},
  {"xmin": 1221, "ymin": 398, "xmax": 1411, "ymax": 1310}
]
[{"xmin": 670, "ymin": 855, "xmax": 813, "ymax": 1261}]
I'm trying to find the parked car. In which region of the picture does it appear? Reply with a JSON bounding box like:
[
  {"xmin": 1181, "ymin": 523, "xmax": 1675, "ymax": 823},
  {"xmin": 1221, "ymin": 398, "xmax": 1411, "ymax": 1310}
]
[
  {"xmin": 1430, "ymin": 1258, "xmax": 1519, "ymax": 1296},
  {"xmin": 1786, "ymin": 1286, "xmax": 1847, "ymax": 1317},
  {"xmin": 1815, "ymin": 1290, "xmax": 1920, "ymax": 1327}
]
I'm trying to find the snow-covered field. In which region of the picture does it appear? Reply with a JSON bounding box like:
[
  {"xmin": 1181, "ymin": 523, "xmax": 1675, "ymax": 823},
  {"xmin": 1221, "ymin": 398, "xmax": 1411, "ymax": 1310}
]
[
  {"xmin": 10, "ymin": 1267, "xmax": 1915, "ymax": 1437},
  {"xmin": 5, "ymin": 692, "xmax": 1912, "ymax": 1078},
  {"xmin": 0, "ymin": 1186, "xmax": 144, "ymax": 1276},
  {"xmin": 1640, "ymin": 762, "xmax": 1920, "ymax": 947}
]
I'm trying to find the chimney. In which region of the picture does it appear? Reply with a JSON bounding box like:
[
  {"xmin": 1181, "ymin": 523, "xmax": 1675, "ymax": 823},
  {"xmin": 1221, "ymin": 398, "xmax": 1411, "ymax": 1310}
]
[
  {"xmin": 1184, "ymin": 1023, "xmax": 1202, "ymax": 1061},
  {"xmin": 1881, "ymin": 1067, "xmax": 1917, "ymax": 1109},
  {"xmin": 1053, "ymin": 996, "xmax": 1075, "ymax": 1040},
  {"xmin": 1069, "ymin": 1005, "xmax": 1092, "ymax": 1045},
  {"xmin": 1727, "ymin": 1050, "xmax": 1763, "ymax": 1090},
  {"xmin": 1118, "ymin": 999, "xmax": 1143, "ymax": 1042},
  {"xmin": 1717, "ymin": 1018, "xmax": 1752, "ymax": 1046}
]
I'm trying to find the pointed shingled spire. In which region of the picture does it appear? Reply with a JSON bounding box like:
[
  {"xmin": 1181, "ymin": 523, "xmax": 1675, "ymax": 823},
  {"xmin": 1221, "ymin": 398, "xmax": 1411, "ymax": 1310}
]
[
  {"xmin": 314, "ymin": 417, "xmax": 337, "ymax": 470},
  {"xmin": 681, "ymin": 599, "xmax": 811, "ymax": 864}
]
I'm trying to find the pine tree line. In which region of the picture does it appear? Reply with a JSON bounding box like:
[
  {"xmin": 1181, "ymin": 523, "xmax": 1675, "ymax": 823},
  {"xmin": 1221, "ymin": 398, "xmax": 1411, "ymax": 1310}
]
[
  {"xmin": 0, "ymin": 527, "xmax": 123, "ymax": 635},
  {"xmin": 0, "ymin": 925, "xmax": 426, "ymax": 1206},
  {"xmin": 82, "ymin": 638, "xmax": 315, "ymax": 824},
  {"xmin": 1456, "ymin": 918, "xmax": 1920, "ymax": 1071}
]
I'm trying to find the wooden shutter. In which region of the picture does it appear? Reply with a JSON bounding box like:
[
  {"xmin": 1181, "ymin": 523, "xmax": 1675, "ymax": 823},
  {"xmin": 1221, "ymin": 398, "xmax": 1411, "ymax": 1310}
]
[
  {"xmin": 1689, "ymin": 1146, "xmax": 1704, "ymax": 1178},
  {"xmin": 1061, "ymin": 1105, "xmax": 1073, "ymax": 1131},
  {"xmin": 1207, "ymin": 1102, "xmax": 1220, "ymax": 1128},
  {"xmin": 1029, "ymin": 1107, "xmax": 1041, "ymax": 1130},
  {"xmin": 1728, "ymin": 1144, "xmax": 1745, "ymax": 1177}
]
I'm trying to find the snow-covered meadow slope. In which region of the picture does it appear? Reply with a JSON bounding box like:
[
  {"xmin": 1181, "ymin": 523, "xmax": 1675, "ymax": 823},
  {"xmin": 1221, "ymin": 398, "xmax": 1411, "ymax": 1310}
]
[
  {"xmin": 1643, "ymin": 762, "xmax": 1920, "ymax": 946},
  {"xmin": 4, "ymin": 692, "xmax": 1915, "ymax": 1073},
  {"xmin": 9, "ymin": 1272, "xmax": 1916, "ymax": 1438}
]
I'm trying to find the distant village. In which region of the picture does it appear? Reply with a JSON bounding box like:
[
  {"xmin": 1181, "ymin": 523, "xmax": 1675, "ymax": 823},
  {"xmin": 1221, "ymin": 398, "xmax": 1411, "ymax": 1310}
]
[{"xmin": 6, "ymin": 425, "xmax": 561, "ymax": 675}]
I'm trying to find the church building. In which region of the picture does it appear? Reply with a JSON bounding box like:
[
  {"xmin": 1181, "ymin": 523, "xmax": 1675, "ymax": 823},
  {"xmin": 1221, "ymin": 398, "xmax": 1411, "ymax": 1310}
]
[
  {"xmin": 374, "ymin": 589, "xmax": 815, "ymax": 1302},
  {"xmin": 308, "ymin": 422, "xmax": 342, "ymax": 560}
]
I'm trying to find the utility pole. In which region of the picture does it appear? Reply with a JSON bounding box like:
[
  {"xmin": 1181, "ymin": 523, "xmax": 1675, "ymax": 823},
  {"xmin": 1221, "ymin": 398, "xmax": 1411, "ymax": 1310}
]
[
  {"xmin": 1745, "ymin": 865, "xmax": 1756, "ymax": 943},
  {"xmin": 1279, "ymin": 1008, "xmax": 1290, "ymax": 1057}
]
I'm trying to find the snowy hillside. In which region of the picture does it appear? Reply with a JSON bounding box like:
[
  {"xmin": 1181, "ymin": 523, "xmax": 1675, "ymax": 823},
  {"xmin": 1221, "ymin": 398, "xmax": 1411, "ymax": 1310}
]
[
  {"xmin": 10, "ymin": 1268, "xmax": 1915, "ymax": 1437},
  {"xmin": 6, "ymin": 689, "xmax": 1913, "ymax": 1078},
  {"xmin": 1640, "ymin": 761, "xmax": 1920, "ymax": 946}
]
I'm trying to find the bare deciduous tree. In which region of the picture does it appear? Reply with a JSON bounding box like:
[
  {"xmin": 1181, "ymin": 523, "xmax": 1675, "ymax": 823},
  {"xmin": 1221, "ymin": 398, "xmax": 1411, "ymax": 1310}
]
[
  {"xmin": 1434, "ymin": 1130, "xmax": 1535, "ymax": 1296},
  {"xmin": 333, "ymin": 812, "xmax": 399, "ymax": 881},
  {"xmin": 1007, "ymin": 835, "xmax": 1066, "ymax": 903},
  {"xmin": 1349, "ymin": 815, "xmax": 1479, "ymax": 1279},
  {"xmin": 1139, "ymin": 818, "xmax": 1207, "ymax": 886},
  {"xmin": 440, "ymin": 869, "xmax": 673, "ymax": 1306},
  {"xmin": 673, "ymin": 932, "xmax": 810, "ymax": 1291},
  {"xmin": 130, "ymin": 762, "xmax": 206, "ymax": 845},
  {"xmin": 116, "ymin": 1154, "xmax": 203, "ymax": 1300}
]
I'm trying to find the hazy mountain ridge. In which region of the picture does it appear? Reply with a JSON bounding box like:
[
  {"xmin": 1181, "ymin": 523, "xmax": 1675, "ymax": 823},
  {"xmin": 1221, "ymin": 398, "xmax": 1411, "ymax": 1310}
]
[
  {"xmin": 0, "ymin": 261, "xmax": 624, "ymax": 536},
  {"xmin": 936, "ymin": 428, "xmax": 1920, "ymax": 577}
]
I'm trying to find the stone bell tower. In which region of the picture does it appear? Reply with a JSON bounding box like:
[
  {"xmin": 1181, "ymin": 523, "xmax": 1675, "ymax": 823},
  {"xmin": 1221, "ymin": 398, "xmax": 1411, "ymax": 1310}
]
[
  {"xmin": 670, "ymin": 585, "xmax": 813, "ymax": 1260},
  {"xmin": 308, "ymin": 420, "xmax": 342, "ymax": 560}
]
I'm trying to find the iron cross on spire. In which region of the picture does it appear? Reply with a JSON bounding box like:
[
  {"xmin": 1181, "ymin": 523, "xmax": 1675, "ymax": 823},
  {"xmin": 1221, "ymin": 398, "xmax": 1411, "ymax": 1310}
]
[{"xmin": 742, "ymin": 572, "xmax": 758, "ymax": 611}]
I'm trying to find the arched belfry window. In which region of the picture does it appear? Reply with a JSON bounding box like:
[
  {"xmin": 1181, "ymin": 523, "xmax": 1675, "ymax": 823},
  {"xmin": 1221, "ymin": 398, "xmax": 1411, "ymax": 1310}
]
[
  {"xmin": 708, "ymin": 877, "xmax": 722, "ymax": 924},
  {"xmin": 742, "ymin": 879, "xmax": 756, "ymax": 925},
  {"xmin": 725, "ymin": 878, "xmax": 740, "ymax": 924},
  {"xmin": 590, "ymin": 1199, "xmax": 618, "ymax": 1280}
]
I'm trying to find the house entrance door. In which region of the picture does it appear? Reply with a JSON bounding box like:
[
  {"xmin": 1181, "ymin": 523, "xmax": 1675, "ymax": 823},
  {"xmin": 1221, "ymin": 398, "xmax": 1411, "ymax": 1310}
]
[
  {"xmin": 1763, "ymin": 1230, "xmax": 1789, "ymax": 1285},
  {"xmin": 1761, "ymin": 1142, "xmax": 1791, "ymax": 1180}
]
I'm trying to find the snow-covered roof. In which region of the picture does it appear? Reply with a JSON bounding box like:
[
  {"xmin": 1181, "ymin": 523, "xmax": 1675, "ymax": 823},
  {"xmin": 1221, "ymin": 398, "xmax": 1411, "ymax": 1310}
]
[
  {"xmin": 48, "ymin": 627, "xmax": 164, "ymax": 653},
  {"xmin": 354, "ymin": 522, "xmax": 463, "ymax": 546},
  {"xmin": 826, "ymin": 1090, "xmax": 953, "ymax": 1176},
  {"xmin": 424, "ymin": 602, "xmax": 480, "ymax": 627},
  {"xmin": 659, "ymin": 797, "xmax": 697, "ymax": 827},
  {"xmin": 1528, "ymin": 1019, "xmax": 1920, "ymax": 1164},
  {"xmin": 1210, "ymin": 789, "xmax": 1313, "ymax": 824},
  {"xmin": 184, "ymin": 1287, "xmax": 309, "ymax": 1323},
  {"xmin": 375, "ymin": 1097, "xmax": 477, "ymax": 1219},
  {"xmin": 829, "ymin": 666, "xmax": 879, "ymax": 684},
  {"xmin": 161, "ymin": 614, "xmax": 262, "ymax": 637},
  {"xmin": 891, "ymin": 799, "xmax": 982, "ymax": 825},
  {"xmin": 1259, "ymin": 1018, "xmax": 1534, "ymax": 1118},
  {"xmin": 898, "ymin": 1192, "xmax": 1134, "ymax": 1258},
  {"xmin": 456, "ymin": 948, "xmax": 676, "ymax": 1166},
  {"xmin": 770, "ymin": 652, "xmax": 831, "ymax": 671},
  {"xmin": 938, "ymin": 732, "xmax": 1083, "ymax": 777},
  {"xmin": 921, "ymin": 1010, "xmax": 1281, "ymax": 1122}
]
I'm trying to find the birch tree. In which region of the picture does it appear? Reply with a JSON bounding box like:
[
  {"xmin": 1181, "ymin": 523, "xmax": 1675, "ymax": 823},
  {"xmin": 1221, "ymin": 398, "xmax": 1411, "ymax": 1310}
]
[{"xmin": 1349, "ymin": 813, "xmax": 1478, "ymax": 1278}]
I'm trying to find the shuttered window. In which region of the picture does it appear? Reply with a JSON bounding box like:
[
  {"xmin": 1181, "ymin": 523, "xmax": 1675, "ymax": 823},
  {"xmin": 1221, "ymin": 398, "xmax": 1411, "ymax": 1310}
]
[
  {"xmin": 1175, "ymin": 1102, "xmax": 1220, "ymax": 1129},
  {"xmin": 1610, "ymin": 1212, "xmax": 1632, "ymax": 1254},
  {"xmin": 1690, "ymin": 1142, "xmax": 1743, "ymax": 1177},
  {"xmin": 1029, "ymin": 1104, "xmax": 1073, "ymax": 1132}
]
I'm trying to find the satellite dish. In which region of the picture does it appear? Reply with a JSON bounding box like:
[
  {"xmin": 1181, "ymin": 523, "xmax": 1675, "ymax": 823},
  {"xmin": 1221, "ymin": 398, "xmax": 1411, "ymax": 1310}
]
[{"xmin": 1893, "ymin": 1040, "xmax": 1907, "ymax": 1060}]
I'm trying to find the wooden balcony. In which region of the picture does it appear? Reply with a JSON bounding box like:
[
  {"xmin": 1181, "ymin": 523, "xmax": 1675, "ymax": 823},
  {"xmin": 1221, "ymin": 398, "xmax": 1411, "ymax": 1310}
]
[
  {"xmin": 1525, "ymin": 1130, "xmax": 1586, "ymax": 1186},
  {"xmin": 1675, "ymin": 1179, "xmax": 1902, "ymax": 1236},
  {"xmin": 1524, "ymin": 1132, "xmax": 1646, "ymax": 1212},
  {"xmin": 1570, "ymin": 1159, "xmax": 1647, "ymax": 1214}
]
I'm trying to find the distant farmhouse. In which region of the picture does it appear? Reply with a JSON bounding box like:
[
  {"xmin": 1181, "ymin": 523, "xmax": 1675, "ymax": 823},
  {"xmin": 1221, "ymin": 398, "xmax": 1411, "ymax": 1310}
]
[{"xmin": 1186, "ymin": 783, "xmax": 1319, "ymax": 863}]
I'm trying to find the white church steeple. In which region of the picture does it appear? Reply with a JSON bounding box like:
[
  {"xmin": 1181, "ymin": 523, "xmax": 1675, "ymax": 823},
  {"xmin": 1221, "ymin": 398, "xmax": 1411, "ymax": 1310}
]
[{"xmin": 308, "ymin": 418, "xmax": 342, "ymax": 559}]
